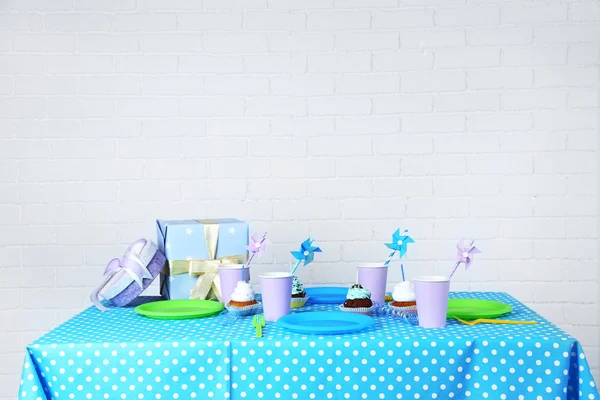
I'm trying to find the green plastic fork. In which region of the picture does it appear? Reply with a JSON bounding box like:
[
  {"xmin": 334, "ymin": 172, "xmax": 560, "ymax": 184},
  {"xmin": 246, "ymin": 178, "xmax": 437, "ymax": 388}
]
[{"xmin": 252, "ymin": 315, "xmax": 266, "ymax": 338}]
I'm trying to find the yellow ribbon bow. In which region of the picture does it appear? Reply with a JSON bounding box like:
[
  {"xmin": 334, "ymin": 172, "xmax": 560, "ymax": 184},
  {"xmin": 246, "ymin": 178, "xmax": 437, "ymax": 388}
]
[{"xmin": 166, "ymin": 220, "xmax": 247, "ymax": 301}]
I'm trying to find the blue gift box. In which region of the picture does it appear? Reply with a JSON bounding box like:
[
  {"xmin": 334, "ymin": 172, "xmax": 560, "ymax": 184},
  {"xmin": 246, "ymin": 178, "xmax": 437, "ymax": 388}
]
[{"xmin": 157, "ymin": 219, "xmax": 248, "ymax": 300}]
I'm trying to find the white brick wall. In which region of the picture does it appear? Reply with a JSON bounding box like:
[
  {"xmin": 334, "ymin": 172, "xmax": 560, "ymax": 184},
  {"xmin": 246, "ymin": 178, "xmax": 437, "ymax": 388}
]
[{"xmin": 0, "ymin": 0, "xmax": 598, "ymax": 397}]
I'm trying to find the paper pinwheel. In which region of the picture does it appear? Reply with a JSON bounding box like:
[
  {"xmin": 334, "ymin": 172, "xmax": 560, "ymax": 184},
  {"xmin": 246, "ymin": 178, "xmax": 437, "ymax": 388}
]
[
  {"xmin": 245, "ymin": 233, "xmax": 268, "ymax": 258},
  {"xmin": 453, "ymin": 239, "xmax": 481, "ymax": 269},
  {"xmin": 243, "ymin": 232, "xmax": 268, "ymax": 272},
  {"xmin": 447, "ymin": 239, "xmax": 481, "ymax": 279},
  {"xmin": 385, "ymin": 229, "xmax": 414, "ymax": 259},
  {"xmin": 383, "ymin": 229, "xmax": 415, "ymax": 281},
  {"xmin": 290, "ymin": 238, "xmax": 322, "ymax": 275},
  {"xmin": 291, "ymin": 238, "xmax": 322, "ymax": 266}
]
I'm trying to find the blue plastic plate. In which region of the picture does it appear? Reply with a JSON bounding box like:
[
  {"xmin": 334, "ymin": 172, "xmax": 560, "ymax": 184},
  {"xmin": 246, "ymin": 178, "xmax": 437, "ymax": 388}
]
[
  {"xmin": 305, "ymin": 287, "xmax": 347, "ymax": 304},
  {"xmin": 277, "ymin": 311, "xmax": 374, "ymax": 335}
]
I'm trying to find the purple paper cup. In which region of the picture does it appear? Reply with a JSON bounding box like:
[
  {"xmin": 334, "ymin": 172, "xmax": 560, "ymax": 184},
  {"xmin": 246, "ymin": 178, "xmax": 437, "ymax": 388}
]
[
  {"xmin": 357, "ymin": 263, "xmax": 388, "ymax": 306},
  {"xmin": 218, "ymin": 264, "xmax": 251, "ymax": 306},
  {"xmin": 259, "ymin": 272, "xmax": 292, "ymax": 322},
  {"xmin": 413, "ymin": 276, "xmax": 450, "ymax": 328}
]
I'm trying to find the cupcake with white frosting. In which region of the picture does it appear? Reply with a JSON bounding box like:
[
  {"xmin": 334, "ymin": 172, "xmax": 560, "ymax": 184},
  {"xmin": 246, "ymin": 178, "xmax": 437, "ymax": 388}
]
[
  {"xmin": 227, "ymin": 281, "xmax": 260, "ymax": 316},
  {"xmin": 389, "ymin": 281, "xmax": 417, "ymax": 312}
]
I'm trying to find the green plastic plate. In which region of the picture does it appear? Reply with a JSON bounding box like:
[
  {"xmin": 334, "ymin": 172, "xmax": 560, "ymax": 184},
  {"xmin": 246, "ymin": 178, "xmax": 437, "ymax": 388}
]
[
  {"xmin": 135, "ymin": 300, "xmax": 224, "ymax": 320},
  {"xmin": 447, "ymin": 299, "xmax": 513, "ymax": 320}
]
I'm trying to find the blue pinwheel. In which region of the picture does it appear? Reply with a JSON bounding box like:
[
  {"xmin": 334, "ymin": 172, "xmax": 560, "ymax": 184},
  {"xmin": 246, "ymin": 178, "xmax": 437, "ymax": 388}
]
[
  {"xmin": 290, "ymin": 238, "xmax": 322, "ymax": 275},
  {"xmin": 383, "ymin": 229, "xmax": 415, "ymax": 281},
  {"xmin": 385, "ymin": 229, "xmax": 414, "ymax": 259}
]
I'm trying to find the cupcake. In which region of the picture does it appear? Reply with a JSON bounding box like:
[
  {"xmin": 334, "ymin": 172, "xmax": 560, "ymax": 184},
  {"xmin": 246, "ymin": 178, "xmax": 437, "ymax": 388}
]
[
  {"xmin": 227, "ymin": 281, "xmax": 261, "ymax": 316},
  {"xmin": 339, "ymin": 284, "xmax": 374, "ymax": 315},
  {"xmin": 290, "ymin": 276, "xmax": 309, "ymax": 308},
  {"xmin": 390, "ymin": 281, "xmax": 417, "ymax": 312}
]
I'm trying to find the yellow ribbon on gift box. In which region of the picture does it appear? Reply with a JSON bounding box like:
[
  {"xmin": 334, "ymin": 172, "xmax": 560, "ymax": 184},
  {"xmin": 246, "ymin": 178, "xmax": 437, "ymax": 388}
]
[{"xmin": 166, "ymin": 219, "xmax": 247, "ymax": 302}]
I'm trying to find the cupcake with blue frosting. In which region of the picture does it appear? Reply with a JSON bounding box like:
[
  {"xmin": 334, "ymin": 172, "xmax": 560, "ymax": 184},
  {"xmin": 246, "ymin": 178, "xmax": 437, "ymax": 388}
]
[
  {"xmin": 339, "ymin": 284, "xmax": 374, "ymax": 315},
  {"xmin": 290, "ymin": 276, "xmax": 309, "ymax": 309}
]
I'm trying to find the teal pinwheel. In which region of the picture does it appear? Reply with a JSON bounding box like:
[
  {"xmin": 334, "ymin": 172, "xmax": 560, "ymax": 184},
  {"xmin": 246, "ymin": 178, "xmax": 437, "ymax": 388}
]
[
  {"xmin": 291, "ymin": 238, "xmax": 322, "ymax": 266},
  {"xmin": 385, "ymin": 229, "xmax": 414, "ymax": 259},
  {"xmin": 290, "ymin": 238, "xmax": 322, "ymax": 275}
]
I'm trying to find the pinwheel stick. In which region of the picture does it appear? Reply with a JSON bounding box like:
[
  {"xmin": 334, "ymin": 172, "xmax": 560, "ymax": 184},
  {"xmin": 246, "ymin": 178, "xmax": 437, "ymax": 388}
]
[
  {"xmin": 242, "ymin": 255, "xmax": 251, "ymax": 275},
  {"xmin": 382, "ymin": 249, "xmax": 396, "ymax": 268},
  {"xmin": 401, "ymin": 264, "xmax": 405, "ymax": 282},
  {"xmin": 290, "ymin": 259, "xmax": 302, "ymax": 276},
  {"xmin": 447, "ymin": 261, "xmax": 461, "ymax": 280}
]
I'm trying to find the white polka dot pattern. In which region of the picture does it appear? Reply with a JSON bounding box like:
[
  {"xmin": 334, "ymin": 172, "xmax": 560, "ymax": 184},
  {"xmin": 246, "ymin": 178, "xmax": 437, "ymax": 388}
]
[{"xmin": 18, "ymin": 292, "xmax": 599, "ymax": 400}]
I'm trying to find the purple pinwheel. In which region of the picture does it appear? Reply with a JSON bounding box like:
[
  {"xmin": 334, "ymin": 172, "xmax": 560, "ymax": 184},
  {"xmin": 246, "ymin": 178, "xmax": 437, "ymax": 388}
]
[
  {"xmin": 447, "ymin": 239, "xmax": 482, "ymax": 279},
  {"xmin": 385, "ymin": 229, "xmax": 415, "ymax": 259},
  {"xmin": 246, "ymin": 233, "xmax": 268, "ymax": 258},
  {"xmin": 453, "ymin": 239, "xmax": 481, "ymax": 270},
  {"xmin": 290, "ymin": 238, "xmax": 322, "ymax": 274},
  {"xmin": 243, "ymin": 232, "xmax": 268, "ymax": 272}
]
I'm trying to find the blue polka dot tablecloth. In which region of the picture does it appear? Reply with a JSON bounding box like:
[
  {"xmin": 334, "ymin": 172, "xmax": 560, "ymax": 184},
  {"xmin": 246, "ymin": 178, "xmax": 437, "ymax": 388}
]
[{"xmin": 19, "ymin": 292, "xmax": 598, "ymax": 400}]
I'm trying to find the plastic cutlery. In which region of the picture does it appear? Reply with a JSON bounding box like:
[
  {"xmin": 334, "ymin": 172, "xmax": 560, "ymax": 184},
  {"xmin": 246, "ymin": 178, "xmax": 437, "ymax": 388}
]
[{"xmin": 454, "ymin": 316, "xmax": 537, "ymax": 326}]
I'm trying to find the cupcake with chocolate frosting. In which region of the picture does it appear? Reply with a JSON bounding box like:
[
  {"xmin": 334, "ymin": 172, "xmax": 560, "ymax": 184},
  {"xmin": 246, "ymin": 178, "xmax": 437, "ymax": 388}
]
[{"xmin": 339, "ymin": 284, "xmax": 374, "ymax": 315}]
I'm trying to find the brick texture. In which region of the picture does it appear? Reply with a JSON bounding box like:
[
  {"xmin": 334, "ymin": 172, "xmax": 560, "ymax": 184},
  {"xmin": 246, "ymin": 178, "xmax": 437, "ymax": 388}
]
[{"xmin": 0, "ymin": 0, "xmax": 598, "ymax": 395}]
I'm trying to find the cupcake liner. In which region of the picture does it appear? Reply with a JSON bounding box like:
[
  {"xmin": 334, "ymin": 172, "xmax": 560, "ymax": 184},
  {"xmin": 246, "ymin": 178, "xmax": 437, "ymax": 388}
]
[
  {"xmin": 389, "ymin": 304, "xmax": 417, "ymax": 313},
  {"xmin": 290, "ymin": 297, "xmax": 309, "ymax": 309},
  {"xmin": 338, "ymin": 304, "xmax": 374, "ymax": 316},
  {"xmin": 226, "ymin": 301, "xmax": 261, "ymax": 317}
]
